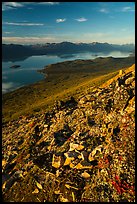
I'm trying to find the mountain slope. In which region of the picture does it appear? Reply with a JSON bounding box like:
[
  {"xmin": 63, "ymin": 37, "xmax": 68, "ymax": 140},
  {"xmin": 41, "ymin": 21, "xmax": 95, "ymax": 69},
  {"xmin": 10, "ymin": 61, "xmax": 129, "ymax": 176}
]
[
  {"xmin": 2, "ymin": 64, "xmax": 135, "ymax": 202},
  {"xmin": 2, "ymin": 56, "xmax": 135, "ymax": 123}
]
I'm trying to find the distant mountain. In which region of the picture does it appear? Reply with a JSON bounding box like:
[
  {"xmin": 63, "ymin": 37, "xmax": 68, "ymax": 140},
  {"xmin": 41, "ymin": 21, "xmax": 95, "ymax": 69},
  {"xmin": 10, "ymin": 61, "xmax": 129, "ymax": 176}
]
[
  {"xmin": 2, "ymin": 44, "xmax": 33, "ymax": 61},
  {"xmin": 2, "ymin": 42, "xmax": 135, "ymax": 61}
]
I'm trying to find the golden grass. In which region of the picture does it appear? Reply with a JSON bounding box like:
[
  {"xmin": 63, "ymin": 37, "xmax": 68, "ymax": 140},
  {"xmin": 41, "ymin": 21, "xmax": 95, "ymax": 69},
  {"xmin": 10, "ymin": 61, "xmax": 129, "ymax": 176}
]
[{"xmin": 2, "ymin": 58, "xmax": 135, "ymax": 123}]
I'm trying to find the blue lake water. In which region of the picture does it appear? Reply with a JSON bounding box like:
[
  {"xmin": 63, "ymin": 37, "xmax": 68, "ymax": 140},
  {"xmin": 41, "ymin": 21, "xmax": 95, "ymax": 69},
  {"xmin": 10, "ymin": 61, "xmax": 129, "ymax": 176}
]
[{"xmin": 2, "ymin": 51, "xmax": 131, "ymax": 94}]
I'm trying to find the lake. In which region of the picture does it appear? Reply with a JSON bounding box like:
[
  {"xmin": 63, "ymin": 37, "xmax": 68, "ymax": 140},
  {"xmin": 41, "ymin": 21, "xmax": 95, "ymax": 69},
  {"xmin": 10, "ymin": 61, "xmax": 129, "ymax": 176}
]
[{"xmin": 2, "ymin": 51, "xmax": 131, "ymax": 94}]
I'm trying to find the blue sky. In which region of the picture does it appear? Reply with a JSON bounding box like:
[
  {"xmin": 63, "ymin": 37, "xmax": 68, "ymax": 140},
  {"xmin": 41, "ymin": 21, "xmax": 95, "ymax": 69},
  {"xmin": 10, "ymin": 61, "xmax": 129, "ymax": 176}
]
[{"xmin": 2, "ymin": 2, "xmax": 135, "ymax": 45}]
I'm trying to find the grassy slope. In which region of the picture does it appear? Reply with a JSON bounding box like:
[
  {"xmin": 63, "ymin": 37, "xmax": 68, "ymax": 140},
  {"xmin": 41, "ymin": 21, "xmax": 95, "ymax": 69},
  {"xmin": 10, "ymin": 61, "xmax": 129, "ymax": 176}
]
[{"xmin": 2, "ymin": 56, "xmax": 135, "ymax": 123}]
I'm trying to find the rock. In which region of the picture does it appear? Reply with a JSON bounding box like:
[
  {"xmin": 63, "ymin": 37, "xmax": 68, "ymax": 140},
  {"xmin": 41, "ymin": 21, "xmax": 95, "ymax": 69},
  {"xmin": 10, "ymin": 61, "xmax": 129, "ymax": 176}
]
[
  {"xmin": 52, "ymin": 154, "xmax": 64, "ymax": 168},
  {"xmin": 125, "ymin": 106, "xmax": 135, "ymax": 114},
  {"xmin": 76, "ymin": 144, "xmax": 85, "ymax": 151},
  {"xmin": 36, "ymin": 181, "xmax": 43, "ymax": 189},
  {"xmin": 119, "ymin": 69, "xmax": 124, "ymax": 76},
  {"xmin": 65, "ymin": 184, "xmax": 78, "ymax": 190},
  {"xmin": 4, "ymin": 162, "xmax": 16, "ymax": 174},
  {"xmin": 2, "ymin": 160, "xmax": 6, "ymax": 167},
  {"xmin": 69, "ymin": 163, "xmax": 75, "ymax": 168},
  {"xmin": 73, "ymin": 161, "xmax": 93, "ymax": 169},
  {"xmin": 79, "ymin": 97, "xmax": 87, "ymax": 105},
  {"xmin": 14, "ymin": 170, "xmax": 23, "ymax": 179},
  {"xmin": 4, "ymin": 170, "xmax": 23, "ymax": 192},
  {"xmin": 69, "ymin": 143, "xmax": 84, "ymax": 151},
  {"xmin": 4, "ymin": 177, "xmax": 16, "ymax": 192},
  {"xmin": 44, "ymin": 124, "xmax": 48, "ymax": 128},
  {"xmin": 81, "ymin": 151, "xmax": 89, "ymax": 161},
  {"xmin": 90, "ymin": 145, "xmax": 103, "ymax": 157},
  {"xmin": 125, "ymin": 77, "xmax": 134, "ymax": 85},
  {"xmin": 78, "ymin": 154, "xmax": 82, "ymax": 159},
  {"xmin": 17, "ymin": 138, "xmax": 24, "ymax": 146},
  {"xmin": 54, "ymin": 190, "xmax": 61, "ymax": 194},
  {"xmin": 81, "ymin": 171, "xmax": 90, "ymax": 178},
  {"xmin": 64, "ymin": 151, "xmax": 79, "ymax": 159},
  {"xmin": 8, "ymin": 153, "xmax": 17, "ymax": 163},
  {"xmin": 56, "ymin": 170, "xmax": 60, "ymax": 177},
  {"xmin": 88, "ymin": 153, "xmax": 95, "ymax": 162},
  {"xmin": 32, "ymin": 188, "xmax": 39, "ymax": 194},
  {"xmin": 73, "ymin": 163, "xmax": 83, "ymax": 169},
  {"xmin": 2, "ymin": 173, "xmax": 11, "ymax": 185},
  {"xmin": 64, "ymin": 157, "xmax": 75, "ymax": 166},
  {"xmin": 34, "ymin": 125, "xmax": 40, "ymax": 135},
  {"xmin": 54, "ymin": 125, "xmax": 73, "ymax": 145},
  {"xmin": 129, "ymin": 96, "xmax": 135, "ymax": 106},
  {"xmin": 59, "ymin": 195, "xmax": 69, "ymax": 202}
]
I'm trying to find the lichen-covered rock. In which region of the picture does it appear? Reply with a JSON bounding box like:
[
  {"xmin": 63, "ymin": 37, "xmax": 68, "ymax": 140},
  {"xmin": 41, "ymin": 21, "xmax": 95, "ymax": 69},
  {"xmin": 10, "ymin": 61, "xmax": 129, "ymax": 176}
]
[
  {"xmin": 69, "ymin": 143, "xmax": 84, "ymax": 151},
  {"xmin": 81, "ymin": 171, "xmax": 90, "ymax": 178},
  {"xmin": 52, "ymin": 154, "xmax": 64, "ymax": 168}
]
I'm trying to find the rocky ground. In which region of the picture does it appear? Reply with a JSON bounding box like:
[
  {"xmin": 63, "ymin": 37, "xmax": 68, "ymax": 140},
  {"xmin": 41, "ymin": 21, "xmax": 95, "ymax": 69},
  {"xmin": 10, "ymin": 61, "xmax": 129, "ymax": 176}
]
[{"xmin": 2, "ymin": 64, "xmax": 135, "ymax": 202}]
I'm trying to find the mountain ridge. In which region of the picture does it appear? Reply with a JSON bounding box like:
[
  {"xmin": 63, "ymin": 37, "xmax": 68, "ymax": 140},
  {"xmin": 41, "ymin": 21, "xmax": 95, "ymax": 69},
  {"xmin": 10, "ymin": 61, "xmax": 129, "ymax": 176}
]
[{"xmin": 2, "ymin": 42, "xmax": 135, "ymax": 61}]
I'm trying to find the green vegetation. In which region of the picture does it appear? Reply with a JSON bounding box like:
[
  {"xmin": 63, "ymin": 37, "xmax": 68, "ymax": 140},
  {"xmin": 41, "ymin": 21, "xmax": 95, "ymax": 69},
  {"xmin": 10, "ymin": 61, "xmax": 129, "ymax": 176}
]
[{"xmin": 2, "ymin": 56, "xmax": 134, "ymax": 123}]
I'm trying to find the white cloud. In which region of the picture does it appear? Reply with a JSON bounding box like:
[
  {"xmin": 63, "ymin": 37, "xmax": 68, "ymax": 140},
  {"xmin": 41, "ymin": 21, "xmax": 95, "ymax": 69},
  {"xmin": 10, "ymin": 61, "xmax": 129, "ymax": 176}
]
[
  {"xmin": 2, "ymin": 2, "xmax": 24, "ymax": 11},
  {"xmin": 56, "ymin": 18, "xmax": 66, "ymax": 23},
  {"xmin": 38, "ymin": 2, "xmax": 59, "ymax": 5},
  {"xmin": 3, "ymin": 31, "xmax": 13, "ymax": 34},
  {"xmin": 3, "ymin": 22, "xmax": 44, "ymax": 26},
  {"xmin": 82, "ymin": 32, "xmax": 135, "ymax": 44},
  {"xmin": 83, "ymin": 32, "xmax": 112, "ymax": 38},
  {"xmin": 75, "ymin": 17, "xmax": 87, "ymax": 22},
  {"xmin": 2, "ymin": 36, "xmax": 58, "ymax": 44},
  {"xmin": 99, "ymin": 8, "xmax": 109, "ymax": 13},
  {"xmin": 2, "ymin": 2, "xmax": 60, "ymax": 11},
  {"xmin": 121, "ymin": 6, "xmax": 135, "ymax": 12}
]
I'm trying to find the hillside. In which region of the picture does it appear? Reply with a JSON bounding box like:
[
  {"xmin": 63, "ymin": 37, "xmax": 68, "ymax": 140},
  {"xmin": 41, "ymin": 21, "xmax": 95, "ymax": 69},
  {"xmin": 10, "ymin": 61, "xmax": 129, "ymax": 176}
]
[
  {"xmin": 2, "ymin": 63, "xmax": 135, "ymax": 202},
  {"xmin": 2, "ymin": 56, "xmax": 135, "ymax": 123}
]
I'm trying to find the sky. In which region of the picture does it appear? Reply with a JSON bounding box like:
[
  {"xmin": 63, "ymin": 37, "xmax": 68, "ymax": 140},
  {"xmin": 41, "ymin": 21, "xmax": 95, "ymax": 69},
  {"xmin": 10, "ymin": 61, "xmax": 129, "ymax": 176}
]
[{"xmin": 2, "ymin": 2, "xmax": 135, "ymax": 45}]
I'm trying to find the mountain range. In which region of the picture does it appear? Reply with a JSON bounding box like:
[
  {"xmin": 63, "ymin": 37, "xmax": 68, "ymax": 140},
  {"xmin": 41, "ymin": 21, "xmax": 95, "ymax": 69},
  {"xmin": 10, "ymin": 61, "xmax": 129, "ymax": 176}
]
[{"xmin": 2, "ymin": 42, "xmax": 135, "ymax": 61}]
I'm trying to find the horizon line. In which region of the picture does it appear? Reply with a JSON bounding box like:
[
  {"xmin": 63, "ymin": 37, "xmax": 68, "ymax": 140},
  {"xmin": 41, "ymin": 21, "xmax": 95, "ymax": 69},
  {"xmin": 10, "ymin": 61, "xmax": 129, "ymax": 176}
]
[{"xmin": 2, "ymin": 41, "xmax": 135, "ymax": 46}]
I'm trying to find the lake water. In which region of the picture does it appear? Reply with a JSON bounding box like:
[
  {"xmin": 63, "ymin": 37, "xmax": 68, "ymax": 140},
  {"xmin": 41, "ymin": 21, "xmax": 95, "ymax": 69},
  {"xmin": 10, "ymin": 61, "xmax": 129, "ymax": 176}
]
[{"xmin": 2, "ymin": 51, "xmax": 131, "ymax": 94}]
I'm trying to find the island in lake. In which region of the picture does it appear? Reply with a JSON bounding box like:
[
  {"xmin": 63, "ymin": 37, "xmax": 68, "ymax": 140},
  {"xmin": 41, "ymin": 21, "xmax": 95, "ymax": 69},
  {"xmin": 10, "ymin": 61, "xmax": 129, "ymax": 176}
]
[{"xmin": 10, "ymin": 65, "xmax": 21, "ymax": 69}]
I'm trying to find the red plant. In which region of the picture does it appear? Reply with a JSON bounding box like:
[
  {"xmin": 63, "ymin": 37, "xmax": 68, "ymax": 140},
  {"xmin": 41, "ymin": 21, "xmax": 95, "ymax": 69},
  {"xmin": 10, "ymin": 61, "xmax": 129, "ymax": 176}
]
[
  {"xmin": 105, "ymin": 158, "xmax": 109, "ymax": 164},
  {"xmin": 118, "ymin": 156, "xmax": 123, "ymax": 161},
  {"xmin": 29, "ymin": 122, "xmax": 36, "ymax": 127},
  {"xmin": 115, "ymin": 175, "xmax": 119, "ymax": 180},
  {"xmin": 112, "ymin": 177, "xmax": 135, "ymax": 195}
]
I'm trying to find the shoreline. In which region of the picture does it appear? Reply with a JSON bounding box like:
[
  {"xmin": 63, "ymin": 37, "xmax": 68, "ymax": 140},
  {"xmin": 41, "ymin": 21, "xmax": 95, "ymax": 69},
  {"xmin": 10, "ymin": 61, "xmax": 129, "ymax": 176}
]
[
  {"xmin": 2, "ymin": 56, "xmax": 135, "ymax": 124},
  {"xmin": 2, "ymin": 56, "xmax": 134, "ymax": 96}
]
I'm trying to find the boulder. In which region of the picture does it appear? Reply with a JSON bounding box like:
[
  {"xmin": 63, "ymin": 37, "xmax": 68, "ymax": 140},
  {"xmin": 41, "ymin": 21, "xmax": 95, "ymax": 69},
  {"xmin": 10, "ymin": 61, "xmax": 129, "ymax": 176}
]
[
  {"xmin": 119, "ymin": 69, "xmax": 124, "ymax": 76},
  {"xmin": 90, "ymin": 145, "xmax": 103, "ymax": 157},
  {"xmin": 73, "ymin": 161, "xmax": 93, "ymax": 169},
  {"xmin": 52, "ymin": 154, "xmax": 64, "ymax": 168},
  {"xmin": 69, "ymin": 143, "xmax": 84, "ymax": 151},
  {"xmin": 81, "ymin": 171, "xmax": 90, "ymax": 178},
  {"xmin": 64, "ymin": 157, "xmax": 74, "ymax": 166}
]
